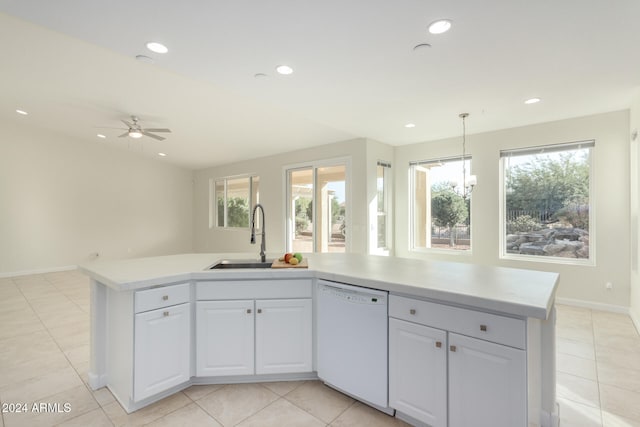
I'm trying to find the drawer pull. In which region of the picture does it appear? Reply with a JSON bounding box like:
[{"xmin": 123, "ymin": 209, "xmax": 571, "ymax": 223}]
[
  {"xmin": 480, "ymin": 324, "xmax": 487, "ymax": 332},
  {"xmin": 435, "ymin": 341, "xmax": 442, "ymax": 348},
  {"xmin": 163, "ymin": 311, "xmax": 169, "ymax": 317},
  {"xmin": 246, "ymin": 309, "xmax": 252, "ymax": 314},
  {"xmin": 409, "ymin": 309, "xmax": 416, "ymax": 315},
  {"xmin": 162, "ymin": 295, "xmax": 169, "ymax": 301},
  {"xmin": 257, "ymin": 308, "xmax": 263, "ymax": 314},
  {"xmin": 450, "ymin": 345, "xmax": 457, "ymax": 352}
]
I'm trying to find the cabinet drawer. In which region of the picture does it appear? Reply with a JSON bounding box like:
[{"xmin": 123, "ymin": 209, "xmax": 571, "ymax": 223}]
[
  {"xmin": 389, "ymin": 295, "xmax": 526, "ymax": 349},
  {"xmin": 196, "ymin": 280, "xmax": 312, "ymax": 300},
  {"xmin": 135, "ymin": 283, "xmax": 190, "ymax": 313}
]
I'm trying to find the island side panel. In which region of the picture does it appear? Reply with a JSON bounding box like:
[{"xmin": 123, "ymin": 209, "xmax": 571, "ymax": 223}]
[
  {"xmin": 526, "ymin": 304, "xmax": 558, "ymax": 427},
  {"xmin": 106, "ymin": 285, "xmax": 135, "ymax": 411},
  {"xmin": 89, "ymin": 279, "xmax": 107, "ymax": 389},
  {"xmin": 541, "ymin": 306, "xmax": 558, "ymax": 426}
]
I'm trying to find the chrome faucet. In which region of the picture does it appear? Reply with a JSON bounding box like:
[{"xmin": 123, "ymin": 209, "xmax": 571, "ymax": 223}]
[{"xmin": 250, "ymin": 204, "xmax": 266, "ymax": 262}]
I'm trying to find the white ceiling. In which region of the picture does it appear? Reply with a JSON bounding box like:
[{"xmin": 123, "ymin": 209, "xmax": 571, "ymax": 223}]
[{"xmin": 1, "ymin": 1, "xmax": 639, "ymax": 169}]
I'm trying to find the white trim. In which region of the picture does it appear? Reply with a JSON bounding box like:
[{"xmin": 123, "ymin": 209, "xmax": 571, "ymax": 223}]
[
  {"xmin": 555, "ymin": 297, "xmax": 629, "ymax": 314},
  {"xmin": 630, "ymin": 308, "xmax": 640, "ymax": 334},
  {"xmin": 0, "ymin": 265, "xmax": 77, "ymax": 278}
]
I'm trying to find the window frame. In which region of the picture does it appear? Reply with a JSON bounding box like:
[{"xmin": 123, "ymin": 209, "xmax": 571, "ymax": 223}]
[
  {"xmin": 210, "ymin": 174, "xmax": 259, "ymax": 230},
  {"xmin": 408, "ymin": 156, "xmax": 473, "ymax": 255},
  {"xmin": 499, "ymin": 140, "xmax": 595, "ymax": 265},
  {"xmin": 372, "ymin": 161, "xmax": 392, "ymax": 255}
]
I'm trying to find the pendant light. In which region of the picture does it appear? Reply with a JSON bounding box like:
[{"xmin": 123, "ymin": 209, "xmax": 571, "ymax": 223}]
[{"xmin": 459, "ymin": 113, "xmax": 477, "ymax": 198}]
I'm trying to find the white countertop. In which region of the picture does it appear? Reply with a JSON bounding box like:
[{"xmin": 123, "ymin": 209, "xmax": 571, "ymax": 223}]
[{"xmin": 79, "ymin": 252, "xmax": 558, "ymax": 320}]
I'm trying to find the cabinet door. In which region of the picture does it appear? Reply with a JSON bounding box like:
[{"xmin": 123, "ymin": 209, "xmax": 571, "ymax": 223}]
[
  {"xmin": 196, "ymin": 300, "xmax": 254, "ymax": 376},
  {"xmin": 134, "ymin": 302, "xmax": 190, "ymax": 401},
  {"xmin": 389, "ymin": 318, "xmax": 447, "ymax": 427},
  {"xmin": 448, "ymin": 333, "xmax": 527, "ymax": 427},
  {"xmin": 255, "ymin": 299, "xmax": 312, "ymax": 375}
]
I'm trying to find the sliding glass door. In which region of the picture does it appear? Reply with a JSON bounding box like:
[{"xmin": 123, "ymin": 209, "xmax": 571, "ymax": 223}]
[{"xmin": 287, "ymin": 162, "xmax": 347, "ymax": 253}]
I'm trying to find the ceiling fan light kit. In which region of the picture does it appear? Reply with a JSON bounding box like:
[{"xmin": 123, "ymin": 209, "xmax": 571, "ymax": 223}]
[{"xmin": 113, "ymin": 115, "xmax": 172, "ymax": 141}]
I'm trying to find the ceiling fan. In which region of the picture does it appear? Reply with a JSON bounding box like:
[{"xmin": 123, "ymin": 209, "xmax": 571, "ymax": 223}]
[{"xmin": 116, "ymin": 115, "xmax": 171, "ymax": 141}]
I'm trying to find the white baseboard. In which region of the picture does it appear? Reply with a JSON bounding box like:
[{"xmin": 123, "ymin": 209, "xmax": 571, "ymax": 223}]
[
  {"xmin": 0, "ymin": 265, "xmax": 77, "ymax": 279},
  {"xmin": 555, "ymin": 297, "xmax": 629, "ymax": 314},
  {"xmin": 630, "ymin": 308, "xmax": 640, "ymax": 334}
]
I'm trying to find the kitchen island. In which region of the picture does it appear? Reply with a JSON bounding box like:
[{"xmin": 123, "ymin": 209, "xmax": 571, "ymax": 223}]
[{"xmin": 80, "ymin": 253, "xmax": 559, "ymax": 427}]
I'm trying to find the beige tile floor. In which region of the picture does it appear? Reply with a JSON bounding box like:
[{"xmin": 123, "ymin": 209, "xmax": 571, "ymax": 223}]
[{"xmin": 0, "ymin": 271, "xmax": 639, "ymax": 426}]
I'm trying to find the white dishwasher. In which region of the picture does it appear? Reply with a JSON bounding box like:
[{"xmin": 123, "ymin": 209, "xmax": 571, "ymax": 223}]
[{"xmin": 316, "ymin": 280, "xmax": 392, "ymax": 413}]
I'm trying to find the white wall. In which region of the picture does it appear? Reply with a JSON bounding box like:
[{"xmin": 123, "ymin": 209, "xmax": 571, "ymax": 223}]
[
  {"xmin": 193, "ymin": 139, "xmax": 369, "ymax": 255},
  {"xmin": 395, "ymin": 111, "xmax": 631, "ymax": 309},
  {"xmin": 0, "ymin": 119, "xmax": 194, "ymax": 275},
  {"xmin": 630, "ymin": 90, "xmax": 640, "ymax": 325}
]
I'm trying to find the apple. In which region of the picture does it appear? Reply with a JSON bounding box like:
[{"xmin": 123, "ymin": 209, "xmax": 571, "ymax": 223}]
[
  {"xmin": 293, "ymin": 253, "xmax": 303, "ymax": 262},
  {"xmin": 284, "ymin": 253, "xmax": 293, "ymax": 263},
  {"xmin": 289, "ymin": 257, "xmax": 299, "ymax": 265}
]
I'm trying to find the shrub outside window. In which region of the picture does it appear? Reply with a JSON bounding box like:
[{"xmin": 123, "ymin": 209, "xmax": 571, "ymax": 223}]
[{"xmin": 501, "ymin": 141, "xmax": 593, "ymax": 262}]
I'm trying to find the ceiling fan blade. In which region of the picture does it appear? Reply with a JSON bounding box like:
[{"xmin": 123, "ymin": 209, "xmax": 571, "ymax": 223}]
[
  {"xmin": 121, "ymin": 119, "xmax": 133, "ymax": 127},
  {"xmin": 142, "ymin": 131, "xmax": 165, "ymax": 141},
  {"xmin": 118, "ymin": 132, "xmax": 129, "ymax": 137},
  {"xmin": 143, "ymin": 128, "xmax": 171, "ymax": 133}
]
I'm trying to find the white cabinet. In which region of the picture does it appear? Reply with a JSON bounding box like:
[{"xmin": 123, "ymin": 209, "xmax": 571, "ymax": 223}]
[
  {"xmin": 448, "ymin": 333, "xmax": 526, "ymax": 427},
  {"xmin": 196, "ymin": 300, "xmax": 254, "ymax": 376},
  {"xmin": 195, "ymin": 281, "xmax": 313, "ymax": 378},
  {"xmin": 389, "ymin": 295, "xmax": 527, "ymax": 427},
  {"xmin": 388, "ymin": 318, "xmax": 447, "ymax": 427},
  {"xmin": 255, "ymin": 299, "xmax": 313, "ymax": 375},
  {"xmin": 134, "ymin": 302, "xmax": 191, "ymax": 401}
]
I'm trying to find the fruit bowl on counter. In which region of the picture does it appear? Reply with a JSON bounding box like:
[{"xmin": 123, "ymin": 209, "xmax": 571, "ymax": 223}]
[{"xmin": 272, "ymin": 252, "xmax": 308, "ymax": 268}]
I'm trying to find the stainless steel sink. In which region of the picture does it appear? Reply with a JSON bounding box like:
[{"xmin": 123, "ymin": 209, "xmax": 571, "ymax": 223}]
[{"xmin": 210, "ymin": 259, "xmax": 274, "ymax": 269}]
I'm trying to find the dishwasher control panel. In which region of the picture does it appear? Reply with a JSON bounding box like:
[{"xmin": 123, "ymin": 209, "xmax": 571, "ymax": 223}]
[{"xmin": 318, "ymin": 281, "xmax": 387, "ymax": 305}]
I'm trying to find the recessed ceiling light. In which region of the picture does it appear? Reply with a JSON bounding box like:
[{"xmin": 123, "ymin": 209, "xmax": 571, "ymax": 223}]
[
  {"xmin": 254, "ymin": 73, "xmax": 268, "ymax": 79},
  {"xmin": 146, "ymin": 42, "xmax": 168, "ymax": 54},
  {"xmin": 525, "ymin": 97, "xmax": 541, "ymax": 104},
  {"xmin": 158, "ymin": 152, "xmax": 167, "ymax": 157},
  {"xmin": 428, "ymin": 19, "xmax": 452, "ymax": 34},
  {"xmin": 276, "ymin": 65, "xmax": 294, "ymax": 75},
  {"xmin": 97, "ymin": 134, "xmax": 106, "ymax": 139},
  {"xmin": 405, "ymin": 123, "xmax": 416, "ymax": 128},
  {"xmin": 16, "ymin": 109, "xmax": 28, "ymax": 115}
]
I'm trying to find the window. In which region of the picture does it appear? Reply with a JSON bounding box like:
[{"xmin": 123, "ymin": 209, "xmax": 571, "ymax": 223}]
[
  {"xmin": 213, "ymin": 175, "xmax": 259, "ymax": 229},
  {"xmin": 410, "ymin": 157, "xmax": 471, "ymax": 252},
  {"xmin": 286, "ymin": 161, "xmax": 348, "ymax": 253},
  {"xmin": 501, "ymin": 141, "xmax": 593, "ymax": 262},
  {"xmin": 373, "ymin": 161, "xmax": 392, "ymax": 254}
]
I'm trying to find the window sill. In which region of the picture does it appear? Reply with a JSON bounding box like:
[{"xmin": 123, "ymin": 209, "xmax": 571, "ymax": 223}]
[
  {"xmin": 410, "ymin": 247, "xmax": 472, "ymax": 256},
  {"xmin": 500, "ymin": 253, "xmax": 595, "ymax": 267}
]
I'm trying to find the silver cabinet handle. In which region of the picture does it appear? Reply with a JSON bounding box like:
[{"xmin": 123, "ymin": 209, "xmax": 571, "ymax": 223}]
[
  {"xmin": 162, "ymin": 295, "xmax": 169, "ymax": 301},
  {"xmin": 163, "ymin": 311, "xmax": 169, "ymax": 317},
  {"xmin": 409, "ymin": 309, "xmax": 416, "ymax": 315},
  {"xmin": 246, "ymin": 309, "xmax": 252, "ymax": 314},
  {"xmin": 480, "ymin": 324, "xmax": 487, "ymax": 332},
  {"xmin": 257, "ymin": 309, "xmax": 263, "ymax": 314},
  {"xmin": 435, "ymin": 341, "xmax": 442, "ymax": 348},
  {"xmin": 450, "ymin": 345, "xmax": 457, "ymax": 352}
]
